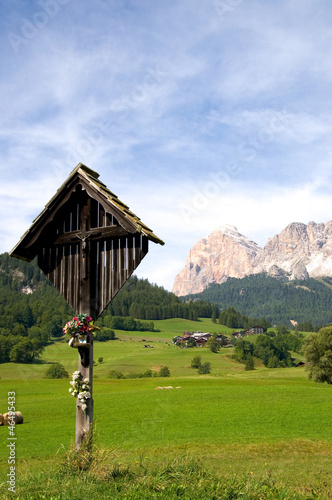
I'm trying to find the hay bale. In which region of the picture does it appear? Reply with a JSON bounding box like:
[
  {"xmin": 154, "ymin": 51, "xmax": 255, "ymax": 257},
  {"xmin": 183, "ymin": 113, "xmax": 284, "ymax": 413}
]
[
  {"xmin": 15, "ymin": 411, "xmax": 24, "ymax": 424},
  {"xmin": 3, "ymin": 411, "xmax": 23, "ymax": 425}
]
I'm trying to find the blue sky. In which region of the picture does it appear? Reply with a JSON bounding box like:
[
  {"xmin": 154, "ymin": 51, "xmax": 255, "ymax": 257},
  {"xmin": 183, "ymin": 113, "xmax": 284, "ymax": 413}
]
[{"xmin": 2, "ymin": 0, "xmax": 332, "ymax": 291}]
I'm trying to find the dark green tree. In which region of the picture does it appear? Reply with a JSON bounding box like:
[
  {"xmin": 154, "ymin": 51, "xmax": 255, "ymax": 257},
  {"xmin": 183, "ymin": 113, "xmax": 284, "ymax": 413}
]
[
  {"xmin": 245, "ymin": 353, "xmax": 255, "ymax": 371},
  {"xmin": 0, "ymin": 336, "xmax": 14, "ymax": 363},
  {"xmin": 276, "ymin": 325, "xmax": 290, "ymax": 336},
  {"xmin": 234, "ymin": 339, "xmax": 253, "ymax": 362},
  {"xmin": 159, "ymin": 366, "xmax": 170, "ymax": 377},
  {"xmin": 28, "ymin": 326, "xmax": 49, "ymax": 344},
  {"xmin": 108, "ymin": 370, "xmax": 125, "ymax": 379},
  {"xmin": 198, "ymin": 362, "xmax": 211, "ymax": 374},
  {"xmin": 123, "ymin": 316, "xmax": 136, "ymax": 331},
  {"xmin": 96, "ymin": 328, "xmax": 115, "ymax": 341},
  {"xmin": 44, "ymin": 363, "xmax": 69, "ymax": 379},
  {"xmin": 110, "ymin": 316, "xmax": 124, "ymax": 330},
  {"xmin": 187, "ymin": 337, "xmax": 196, "ymax": 348},
  {"xmin": 302, "ymin": 327, "xmax": 332, "ymax": 384},
  {"xmin": 191, "ymin": 355, "xmax": 202, "ymax": 369},
  {"xmin": 296, "ymin": 320, "xmax": 314, "ymax": 332},
  {"xmin": 211, "ymin": 304, "xmax": 219, "ymax": 323},
  {"xmin": 206, "ymin": 336, "xmax": 220, "ymax": 353},
  {"xmin": 9, "ymin": 339, "xmax": 44, "ymax": 363},
  {"xmin": 267, "ymin": 356, "xmax": 280, "ymax": 368}
]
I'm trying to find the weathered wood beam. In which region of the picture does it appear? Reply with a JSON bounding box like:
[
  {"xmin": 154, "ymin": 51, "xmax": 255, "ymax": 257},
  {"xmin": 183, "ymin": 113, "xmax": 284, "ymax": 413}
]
[{"xmin": 54, "ymin": 225, "xmax": 128, "ymax": 244}]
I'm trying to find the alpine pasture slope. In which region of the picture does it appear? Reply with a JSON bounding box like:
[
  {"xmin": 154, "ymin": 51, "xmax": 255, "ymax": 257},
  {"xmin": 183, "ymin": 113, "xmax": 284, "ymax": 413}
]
[{"xmin": 0, "ymin": 318, "xmax": 332, "ymax": 499}]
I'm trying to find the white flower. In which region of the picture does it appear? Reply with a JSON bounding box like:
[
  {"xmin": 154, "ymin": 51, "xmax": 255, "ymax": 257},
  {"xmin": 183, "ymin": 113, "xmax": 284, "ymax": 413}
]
[
  {"xmin": 72, "ymin": 371, "xmax": 81, "ymax": 380},
  {"xmin": 69, "ymin": 370, "xmax": 91, "ymax": 406}
]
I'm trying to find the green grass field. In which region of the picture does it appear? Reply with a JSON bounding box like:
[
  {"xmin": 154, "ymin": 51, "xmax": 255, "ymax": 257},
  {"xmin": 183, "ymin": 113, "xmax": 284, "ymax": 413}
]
[{"xmin": 0, "ymin": 318, "xmax": 331, "ymax": 499}]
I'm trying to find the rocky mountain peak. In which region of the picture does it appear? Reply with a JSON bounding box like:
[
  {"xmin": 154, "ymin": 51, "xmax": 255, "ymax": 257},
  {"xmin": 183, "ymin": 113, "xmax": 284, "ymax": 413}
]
[
  {"xmin": 172, "ymin": 220, "xmax": 332, "ymax": 296},
  {"xmin": 172, "ymin": 226, "xmax": 261, "ymax": 296}
]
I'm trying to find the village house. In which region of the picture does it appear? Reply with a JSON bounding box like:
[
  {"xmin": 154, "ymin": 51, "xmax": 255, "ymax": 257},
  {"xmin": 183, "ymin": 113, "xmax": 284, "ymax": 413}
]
[
  {"xmin": 191, "ymin": 332, "xmax": 211, "ymax": 347},
  {"xmin": 173, "ymin": 336, "xmax": 183, "ymax": 344},
  {"xmin": 173, "ymin": 331, "xmax": 241, "ymax": 348},
  {"xmin": 232, "ymin": 331, "xmax": 245, "ymax": 339},
  {"xmin": 216, "ymin": 334, "xmax": 228, "ymax": 345},
  {"xmin": 173, "ymin": 331, "xmax": 211, "ymax": 347},
  {"xmin": 173, "ymin": 325, "xmax": 270, "ymax": 350},
  {"xmin": 245, "ymin": 326, "xmax": 265, "ymax": 336}
]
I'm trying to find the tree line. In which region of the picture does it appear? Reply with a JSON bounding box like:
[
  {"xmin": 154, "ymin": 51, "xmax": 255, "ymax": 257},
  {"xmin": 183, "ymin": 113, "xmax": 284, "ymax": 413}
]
[
  {"xmin": 102, "ymin": 275, "xmax": 216, "ymax": 321},
  {"xmin": 184, "ymin": 273, "xmax": 332, "ymax": 327},
  {"xmin": 96, "ymin": 315, "xmax": 155, "ymax": 333},
  {"xmin": 216, "ymin": 306, "xmax": 271, "ymax": 330}
]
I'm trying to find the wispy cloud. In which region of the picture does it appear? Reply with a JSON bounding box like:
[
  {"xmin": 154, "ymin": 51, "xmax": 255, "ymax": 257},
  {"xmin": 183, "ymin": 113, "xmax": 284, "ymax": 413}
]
[{"xmin": 2, "ymin": 0, "xmax": 332, "ymax": 290}]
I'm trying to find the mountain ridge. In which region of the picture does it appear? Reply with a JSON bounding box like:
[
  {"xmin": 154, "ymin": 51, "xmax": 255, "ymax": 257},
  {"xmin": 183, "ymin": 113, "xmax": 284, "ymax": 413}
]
[{"xmin": 173, "ymin": 221, "xmax": 332, "ymax": 296}]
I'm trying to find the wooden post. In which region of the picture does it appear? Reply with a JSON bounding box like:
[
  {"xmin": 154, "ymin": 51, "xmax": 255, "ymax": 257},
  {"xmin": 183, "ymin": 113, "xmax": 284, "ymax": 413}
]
[
  {"xmin": 75, "ymin": 198, "xmax": 94, "ymax": 451},
  {"xmin": 75, "ymin": 333, "xmax": 93, "ymax": 451}
]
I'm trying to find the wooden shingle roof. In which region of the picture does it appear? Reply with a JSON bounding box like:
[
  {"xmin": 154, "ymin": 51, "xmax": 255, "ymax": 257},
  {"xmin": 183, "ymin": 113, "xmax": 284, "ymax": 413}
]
[{"xmin": 10, "ymin": 163, "xmax": 164, "ymax": 261}]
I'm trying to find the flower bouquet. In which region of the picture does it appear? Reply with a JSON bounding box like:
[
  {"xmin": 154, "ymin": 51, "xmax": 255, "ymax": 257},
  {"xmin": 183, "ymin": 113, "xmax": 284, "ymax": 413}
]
[{"xmin": 63, "ymin": 313, "xmax": 99, "ymax": 346}]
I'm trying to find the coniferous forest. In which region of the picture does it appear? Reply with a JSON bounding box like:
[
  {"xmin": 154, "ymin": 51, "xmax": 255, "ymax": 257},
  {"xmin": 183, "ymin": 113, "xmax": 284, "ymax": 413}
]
[{"xmin": 184, "ymin": 274, "xmax": 332, "ymax": 327}]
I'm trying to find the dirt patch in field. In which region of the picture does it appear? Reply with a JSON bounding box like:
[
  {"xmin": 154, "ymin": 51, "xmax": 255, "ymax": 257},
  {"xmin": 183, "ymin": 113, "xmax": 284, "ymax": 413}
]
[{"xmin": 151, "ymin": 365, "xmax": 163, "ymax": 371}]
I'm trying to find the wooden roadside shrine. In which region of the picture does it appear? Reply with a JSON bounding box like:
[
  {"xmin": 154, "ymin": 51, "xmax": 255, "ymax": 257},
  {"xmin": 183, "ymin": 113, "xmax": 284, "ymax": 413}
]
[{"xmin": 10, "ymin": 163, "xmax": 164, "ymax": 449}]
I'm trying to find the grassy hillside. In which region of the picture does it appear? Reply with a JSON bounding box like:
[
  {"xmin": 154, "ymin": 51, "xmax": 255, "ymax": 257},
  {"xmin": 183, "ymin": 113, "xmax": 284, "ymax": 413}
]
[
  {"xmin": 0, "ymin": 317, "xmax": 303, "ymax": 380},
  {"xmin": 0, "ymin": 318, "xmax": 240, "ymax": 379}
]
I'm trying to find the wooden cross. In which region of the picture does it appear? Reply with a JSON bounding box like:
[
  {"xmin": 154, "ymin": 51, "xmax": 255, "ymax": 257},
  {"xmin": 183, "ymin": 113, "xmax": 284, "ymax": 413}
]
[
  {"xmin": 55, "ymin": 202, "xmax": 127, "ymax": 282},
  {"xmin": 9, "ymin": 163, "xmax": 164, "ymax": 454},
  {"xmin": 54, "ymin": 200, "xmax": 128, "ymax": 450}
]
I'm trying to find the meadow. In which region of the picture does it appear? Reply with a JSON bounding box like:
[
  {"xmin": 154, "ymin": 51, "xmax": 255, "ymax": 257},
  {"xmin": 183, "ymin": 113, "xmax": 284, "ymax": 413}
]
[{"xmin": 0, "ymin": 318, "xmax": 331, "ymax": 499}]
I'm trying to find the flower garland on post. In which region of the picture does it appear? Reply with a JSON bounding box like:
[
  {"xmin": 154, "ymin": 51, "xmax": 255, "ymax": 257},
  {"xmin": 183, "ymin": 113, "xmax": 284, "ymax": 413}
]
[{"xmin": 69, "ymin": 371, "xmax": 91, "ymax": 411}]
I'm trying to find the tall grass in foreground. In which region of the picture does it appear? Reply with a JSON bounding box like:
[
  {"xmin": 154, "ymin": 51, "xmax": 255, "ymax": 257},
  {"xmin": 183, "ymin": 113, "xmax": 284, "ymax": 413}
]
[
  {"xmin": 8, "ymin": 434, "xmax": 331, "ymax": 500},
  {"xmin": 11, "ymin": 446, "xmax": 325, "ymax": 500}
]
